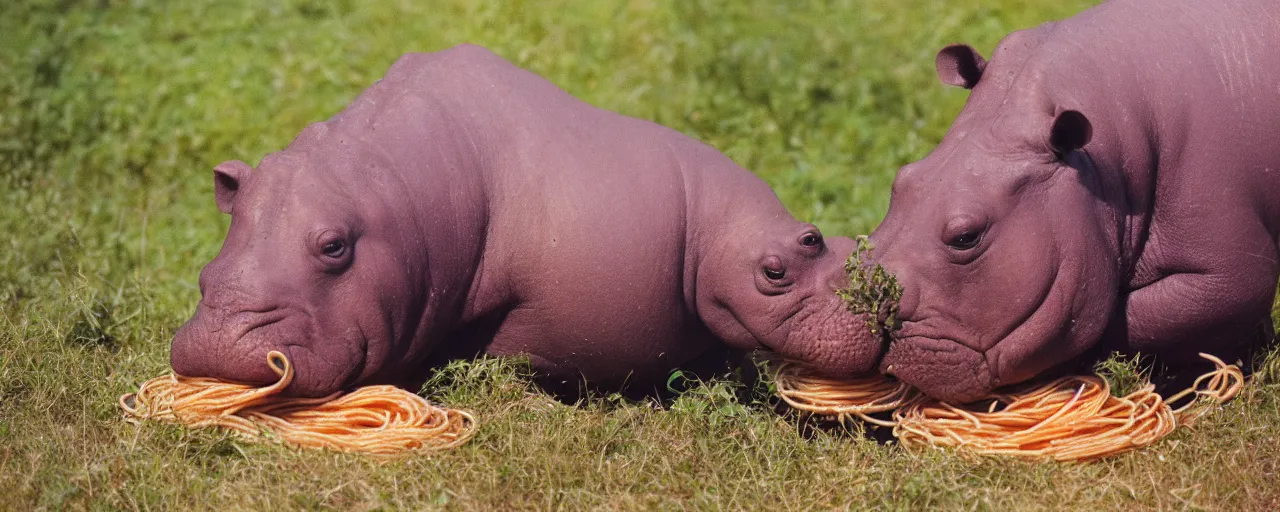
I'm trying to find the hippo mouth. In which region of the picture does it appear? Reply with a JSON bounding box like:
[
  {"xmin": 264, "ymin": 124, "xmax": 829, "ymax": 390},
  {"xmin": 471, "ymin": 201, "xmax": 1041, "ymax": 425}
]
[
  {"xmin": 883, "ymin": 333, "xmax": 982, "ymax": 365},
  {"xmin": 171, "ymin": 304, "xmax": 369, "ymax": 397},
  {"xmin": 880, "ymin": 333, "xmax": 995, "ymax": 403},
  {"xmin": 881, "ymin": 285, "xmax": 1068, "ymax": 403},
  {"xmin": 765, "ymin": 299, "xmax": 884, "ymax": 376},
  {"xmin": 239, "ymin": 313, "xmax": 371, "ymax": 397},
  {"xmin": 221, "ymin": 307, "xmax": 292, "ymax": 342},
  {"xmin": 888, "ymin": 322, "xmax": 988, "ymax": 354},
  {"xmin": 279, "ymin": 338, "xmax": 370, "ymax": 397}
]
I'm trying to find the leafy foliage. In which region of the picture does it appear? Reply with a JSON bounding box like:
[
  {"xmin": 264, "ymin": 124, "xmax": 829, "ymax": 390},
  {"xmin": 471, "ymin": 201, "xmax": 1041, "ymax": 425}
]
[{"xmin": 837, "ymin": 236, "xmax": 903, "ymax": 336}]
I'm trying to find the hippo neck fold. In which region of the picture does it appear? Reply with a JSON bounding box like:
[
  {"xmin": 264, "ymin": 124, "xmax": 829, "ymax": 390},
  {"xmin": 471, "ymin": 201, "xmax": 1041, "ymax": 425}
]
[
  {"xmin": 980, "ymin": 21, "xmax": 1152, "ymax": 290},
  {"xmin": 1026, "ymin": 0, "xmax": 1265, "ymax": 287},
  {"xmin": 1040, "ymin": 76, "xmax": 1148, "ymax": 288},
  {"xmin": 680, "ymin": 151, "xmax": 824, "ymax": 352},
  {"xmin": 682, "ymin": 152, "xmax": 794, "ymax": 317}
]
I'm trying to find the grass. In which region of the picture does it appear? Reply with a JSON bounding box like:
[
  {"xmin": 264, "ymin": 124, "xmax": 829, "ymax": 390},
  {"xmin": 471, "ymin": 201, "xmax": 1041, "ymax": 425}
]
[{"xmin": 2, "ymin": 0, "xmax": 1278, "ymax": 509}]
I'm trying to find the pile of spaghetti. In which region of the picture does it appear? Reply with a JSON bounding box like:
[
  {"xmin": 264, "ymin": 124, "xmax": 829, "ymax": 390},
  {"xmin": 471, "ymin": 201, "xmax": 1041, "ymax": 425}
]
[
  {"xmin": 120, "ymin": 351, "xmax": 476, "ymax": 457},
  {"xmin": 774, "ymin": 353, "xmax": 1244, "ymax": 461}
]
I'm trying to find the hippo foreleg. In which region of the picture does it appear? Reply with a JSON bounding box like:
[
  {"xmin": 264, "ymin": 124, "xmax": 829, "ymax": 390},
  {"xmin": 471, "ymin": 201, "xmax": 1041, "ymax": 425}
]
[{"xmin": 1122, "ymin": 245, "xmax": 1279, "ymax": 367}]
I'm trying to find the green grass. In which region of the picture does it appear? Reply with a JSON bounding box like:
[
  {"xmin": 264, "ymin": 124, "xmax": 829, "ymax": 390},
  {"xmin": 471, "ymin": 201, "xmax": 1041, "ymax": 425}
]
[{"xmin": 2, "ymin": 0, "xmax": 1278, "ymax": 509}]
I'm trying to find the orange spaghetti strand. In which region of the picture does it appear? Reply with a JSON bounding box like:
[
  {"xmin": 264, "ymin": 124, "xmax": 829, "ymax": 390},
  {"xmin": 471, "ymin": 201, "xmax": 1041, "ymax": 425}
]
[
  {"xmin": 1165, "ymin": 353, "xmax": 1246, "ymax": 426},
  {"xmin": 773, "ymin": 361, "xmax": 917, "ymax": 427},
  {"xmin": 774, "ymin": 353, "xmax": 1244, "ymax": 461},
  {"xmin": 120, "ymin": 351, "xmax": 476, "ymax": 456}
]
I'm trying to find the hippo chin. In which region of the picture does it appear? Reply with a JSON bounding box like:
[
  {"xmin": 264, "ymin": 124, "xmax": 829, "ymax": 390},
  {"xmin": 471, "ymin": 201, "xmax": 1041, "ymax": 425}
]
[
  {"xmin": 859, "ymin": 0, "xmax": 1280, "ymax": 403},
  {"xmin": 169, "ymin": 44, "xmax": 874, "ymax": 398}
]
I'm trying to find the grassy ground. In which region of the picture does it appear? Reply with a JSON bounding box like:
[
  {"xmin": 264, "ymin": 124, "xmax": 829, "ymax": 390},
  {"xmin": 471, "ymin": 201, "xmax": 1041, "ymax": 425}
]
[{"xmin": 2, "ymin": 0, "xmax": 1278, "ymax": 509}]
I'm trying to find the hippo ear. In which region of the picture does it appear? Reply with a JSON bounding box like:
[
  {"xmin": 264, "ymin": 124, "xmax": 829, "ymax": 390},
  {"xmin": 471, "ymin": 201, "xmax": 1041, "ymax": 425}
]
[
  {"xmin": 213, "ymin": 160, "xmax": 251, "ymax": 214},
  {"xmin": 936, "ymin": 44, "xmax": 986, "ymax": 89},
  {"xmin": 1048, "ymin": 110, "xmax": 1092, "ymax": 158}
]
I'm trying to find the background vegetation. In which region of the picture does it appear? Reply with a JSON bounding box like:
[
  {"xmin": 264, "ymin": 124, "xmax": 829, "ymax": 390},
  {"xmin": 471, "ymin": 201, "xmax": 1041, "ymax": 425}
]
[{"xmin": 2, "ymin": 0, "xmax": 1277, "ymax": 509}]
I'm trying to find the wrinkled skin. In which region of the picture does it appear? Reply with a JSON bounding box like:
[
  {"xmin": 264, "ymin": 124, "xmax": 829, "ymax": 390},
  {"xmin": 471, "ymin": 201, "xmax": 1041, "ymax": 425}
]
[
  {"xmin": 862, "ymin": 0, "xmax": 1280, "ymax": 402},
  {"xmin": 170, "ymin": 44, "xmax": 875, "ymax": 397}
]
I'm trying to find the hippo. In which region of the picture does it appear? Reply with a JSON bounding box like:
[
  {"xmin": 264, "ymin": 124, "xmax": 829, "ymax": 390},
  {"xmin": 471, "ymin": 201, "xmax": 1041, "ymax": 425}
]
[
  {"xmin": 860, "ymin": 0, "xmax": 1280, "ymax": 402},
  {"xmin": 168, "ymin": 44, "xmax": 872, "ymax": 398}
]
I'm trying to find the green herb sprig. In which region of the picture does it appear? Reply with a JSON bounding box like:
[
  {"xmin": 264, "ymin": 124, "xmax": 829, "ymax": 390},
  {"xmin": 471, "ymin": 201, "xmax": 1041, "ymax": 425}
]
[{"xmin": 836, "ymin": 236, "xmax": 903, "ymax": 336}]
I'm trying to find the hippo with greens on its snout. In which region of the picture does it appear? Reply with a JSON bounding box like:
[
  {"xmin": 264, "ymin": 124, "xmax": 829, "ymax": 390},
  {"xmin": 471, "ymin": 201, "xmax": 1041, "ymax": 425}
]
[
  {"xmin": 169, "ymin": 44, "xmax": 875, "ymax": 397},
  {"xmin": 859, "ymin": 0, "xmax": 1280, "ymax": 402}
]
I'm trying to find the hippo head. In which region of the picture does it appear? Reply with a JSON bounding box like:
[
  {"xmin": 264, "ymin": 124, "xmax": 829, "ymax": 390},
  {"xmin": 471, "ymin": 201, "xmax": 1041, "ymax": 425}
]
[
  {"xmin": 865, "ymin": 44, "xmax": 1121, "ymax": 402},
  {"xmin": 697, "ymin": 216, "xmax": 881, "ymax": 377},
  {"xmin": 170, "ymin": 146, "xmax": 440, "ymax": 397}
]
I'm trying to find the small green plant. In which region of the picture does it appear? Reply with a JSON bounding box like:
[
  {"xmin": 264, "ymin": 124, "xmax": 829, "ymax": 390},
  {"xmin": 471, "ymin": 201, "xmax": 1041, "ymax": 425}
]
[
  {"xmin": 419, "ymin": 356, "xmax": 537, "ymax": 407},
  {"xmin": 1093, "ymin": 352, "xmax": 1151, "ymax": 398},
  {"xmin": 836, "ymin": 236, "xmax": 903, "ymax": 336}
]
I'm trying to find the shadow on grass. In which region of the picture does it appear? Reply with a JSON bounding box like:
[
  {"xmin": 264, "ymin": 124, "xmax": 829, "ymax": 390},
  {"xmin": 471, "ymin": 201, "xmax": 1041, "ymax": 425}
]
[{"xmin": 417, "ymin": 348, "xmax": 907, "ymax": 448}]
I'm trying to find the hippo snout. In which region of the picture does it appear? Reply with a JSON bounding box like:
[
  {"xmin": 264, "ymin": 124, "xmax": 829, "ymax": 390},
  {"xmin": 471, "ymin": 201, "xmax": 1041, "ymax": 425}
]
[
  {"xmin": 169, "ymin": 300, "xmax": 368, "ymax": 398},
  {"xmin": 781, "ymin": 298, "xmax": 885, "ymax": 377},
  {"xmin": 879, "ymin": 335, "xmax": 993, "ymax": 403},
  {"xmin": 776, "ymin": 234, "xmax": 886, "ymax": 376},
  {"xmin": 169, "ymin": 306, "xmax": 283, "ymax": 386}
]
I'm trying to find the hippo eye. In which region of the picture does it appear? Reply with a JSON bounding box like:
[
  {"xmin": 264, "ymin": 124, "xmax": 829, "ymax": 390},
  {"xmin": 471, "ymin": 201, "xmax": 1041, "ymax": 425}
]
[
  {"xmin": 763, "ymin": 267, "xmax": 786, "ymax": 280},
  {"xmin": 800, "ymin": 232, "xmax": 823, "ymax": 247},
  {"xmin": 321, "ymin": 239, "xmax": 347, "ymax": 259},
  {"xmin": 947, "ymin": 231, "xmax": 982, "ymax": 251},
  {"xmin": 943, "ymin": 215, "xmax": 987, "ymax": 253}
]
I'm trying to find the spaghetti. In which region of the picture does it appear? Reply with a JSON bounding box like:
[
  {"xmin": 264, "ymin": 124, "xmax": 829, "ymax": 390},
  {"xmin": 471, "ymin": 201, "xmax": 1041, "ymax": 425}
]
[
  {"xmin": 774, "ymin": 361, "xmax": 918, "ymax": 427},
  {"xmin": 120, "ymin": 351, "xmax": 476, "ymax": 456},
  {"xmin": 775, "ymin": 353, "xmax": 1244, "ymax": 461}
]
